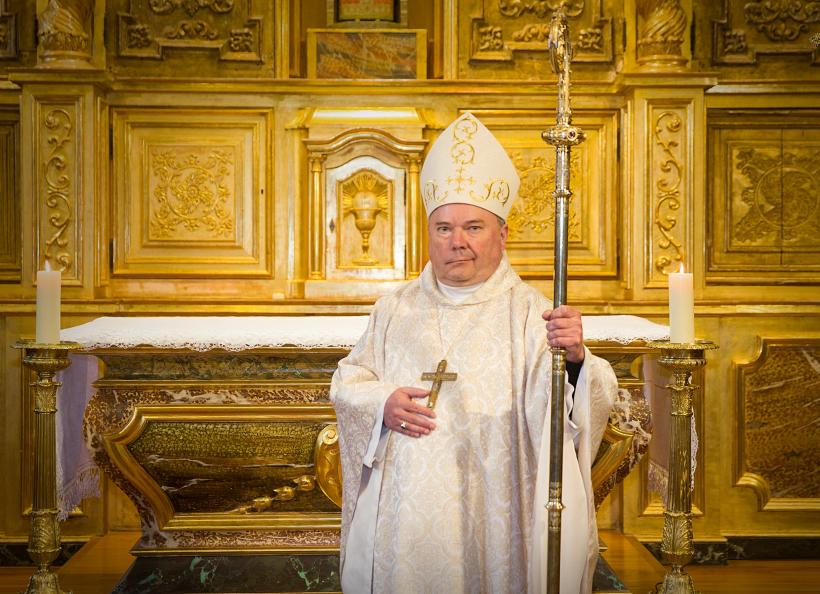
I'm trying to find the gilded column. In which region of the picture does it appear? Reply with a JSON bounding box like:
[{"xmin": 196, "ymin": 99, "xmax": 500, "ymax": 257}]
[
  {"xmin": 405, "ymin": 155, "xmax": 422, "ymax": 278},
  {"xmin": 308, "ymin": 154, "xmax": 326, "ymax": 280},
  {"xmin": 37, "ymin": 0, "xmax": 94, "ymax": 67},
  {"xmin": 636, "ymin": 0, "xmax": 688, "ymax": 69}
]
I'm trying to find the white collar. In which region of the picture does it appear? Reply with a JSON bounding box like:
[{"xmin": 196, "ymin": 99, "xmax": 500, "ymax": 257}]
[{"xmin": 436, "ymin": 279, "xmax": 485, "ymax": 304}]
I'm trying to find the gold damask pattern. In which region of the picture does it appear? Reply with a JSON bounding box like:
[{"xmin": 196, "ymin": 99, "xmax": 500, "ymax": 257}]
[
  {"xmin": 737, "ymin": 340, "xmax": 820, "ymax": 506},
  {"xmin": 118, "ymin": 0, "xmax": 262, "ymax": 62},
  {"xmin": 731, "ymin": 146, "xmax": 820, "ymax": 247},
  {"xmin": 149, "ymin": 148, "xmax": 236, "ymax": 240},
  {"xmin": 40, "ymin": 106, "xmax": 76, "ymax": 276}
]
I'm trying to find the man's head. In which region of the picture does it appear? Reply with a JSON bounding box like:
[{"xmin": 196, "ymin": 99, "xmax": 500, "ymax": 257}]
[{"xmin": 428, "ymin": 203, "xmax": 508, "ymax": 286}]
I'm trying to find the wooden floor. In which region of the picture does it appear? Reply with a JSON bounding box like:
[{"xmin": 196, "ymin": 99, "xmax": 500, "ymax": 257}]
[{"xmin": 1, "ymin": 530, "xmax": 819, "ymax": 593}]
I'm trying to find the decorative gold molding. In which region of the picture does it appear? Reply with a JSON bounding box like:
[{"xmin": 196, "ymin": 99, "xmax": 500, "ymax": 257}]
[
  {"xmin": 118, "ymin": 0, "xmax": 263, "ymax": 62},
  {"xmin": 0, "ymin": 113, "xmax": 19, "ymax": 281},
  {"xmin": 735, "ymin": 338, "xmax": 820, "ymax": 511},
  {"xmin": 651, "ymin": 110, "xmax": 685, "ymax": 277},
  {"xmin": 713, "ymin": 0, "xmax": 820, "ymax": 65},
  {"xmin": 465, "ymin": 0, "xmax": 612, "ymax": 75},
  {"xmin": 36, "ymin": 101, "xmax": 80, "ymax": 281}
]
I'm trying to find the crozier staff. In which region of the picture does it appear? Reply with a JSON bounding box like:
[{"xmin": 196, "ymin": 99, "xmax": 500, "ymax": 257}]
[{"xmin": 331, "ymin": 112, "xmax": 617, "ymax": 594}]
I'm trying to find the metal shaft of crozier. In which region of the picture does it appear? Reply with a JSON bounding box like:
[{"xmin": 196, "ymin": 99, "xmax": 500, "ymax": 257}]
[{"xmin": 543, "ymin": 8, "xmax": 585, "ymax": 594}]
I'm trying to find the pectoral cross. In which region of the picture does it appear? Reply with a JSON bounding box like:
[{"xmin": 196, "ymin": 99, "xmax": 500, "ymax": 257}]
[{"xmin": 421, "ymin": 359, "xmax": 457, "ymax": 409}]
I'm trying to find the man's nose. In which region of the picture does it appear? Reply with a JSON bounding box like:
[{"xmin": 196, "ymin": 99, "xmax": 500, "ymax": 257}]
[{"xmin": 450, "ymin": 227, "xmax": 467, "ymax": 248}]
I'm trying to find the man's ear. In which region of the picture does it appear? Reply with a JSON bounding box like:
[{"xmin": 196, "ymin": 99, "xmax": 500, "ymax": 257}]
[{"xmin": 500, "ymin": 223, "xmax": 508, "ymax": 248}]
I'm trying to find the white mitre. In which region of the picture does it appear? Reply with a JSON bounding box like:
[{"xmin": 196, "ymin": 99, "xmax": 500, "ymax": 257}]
[{"xmin": 420, "ymin": 112, "xmax": 520, "ymax": 220}]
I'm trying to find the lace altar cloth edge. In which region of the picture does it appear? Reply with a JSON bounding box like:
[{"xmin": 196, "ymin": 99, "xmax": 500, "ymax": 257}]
[{"xmin": 61, "ymin": 315, "xmax": 669, "ymax": 351}]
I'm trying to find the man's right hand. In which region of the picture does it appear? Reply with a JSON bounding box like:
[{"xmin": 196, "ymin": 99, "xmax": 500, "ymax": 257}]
[{"xmin": 384, "ymin": 387, "xmax": 436, "ymax": 438}]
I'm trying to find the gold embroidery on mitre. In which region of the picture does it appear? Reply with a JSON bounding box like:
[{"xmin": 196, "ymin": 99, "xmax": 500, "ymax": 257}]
[
  {"xmin": 446, "ymin": 117, "xmax": 478, "ymax": 193},
  {"xmin": 470, "ymin": 178, "xmax": 511, "ymax": 205},
  {"xmin": 424, "ymin": 181, "xmax": 446, "ymax": 207}
]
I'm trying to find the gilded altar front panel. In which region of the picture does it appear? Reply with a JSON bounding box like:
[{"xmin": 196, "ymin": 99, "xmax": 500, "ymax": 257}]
[
  {"xmin": 735, "ymin": 338, "xmax": 820, "ymax": 511},
  {"xmin": 111, "ymin": 108, "xmax": 271, "ymax": 279},
  {"xmin": 707, "ymin": 111, "xmax": 820, "ymax": 284},
  {"xmin": 469, "ymin": 109, "xmax": 619, "ymax": 279}
]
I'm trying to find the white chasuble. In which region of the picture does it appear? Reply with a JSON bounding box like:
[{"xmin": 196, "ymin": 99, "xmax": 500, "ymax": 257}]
[{"xmin": 330, "ymin": 256, "xmax": 617, "ymax": 594}]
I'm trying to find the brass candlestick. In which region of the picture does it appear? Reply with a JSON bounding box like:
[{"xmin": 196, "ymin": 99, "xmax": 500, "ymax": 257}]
[
  {"xmin": 13, "ymin": 340, "xmax": 80, "ymax": 594},
  {"xmin": 647, "ymin": 340, "xmax": 718, "ymax": 594}
]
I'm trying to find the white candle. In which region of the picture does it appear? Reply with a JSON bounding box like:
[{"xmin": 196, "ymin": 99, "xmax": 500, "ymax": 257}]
[
  {"xmin": 668, "ymin": 265, "xmax": 695, "ymax": 343},
  {"xmin": 35, "ymin": 261, "xmax": 61, "ymax": 344}
]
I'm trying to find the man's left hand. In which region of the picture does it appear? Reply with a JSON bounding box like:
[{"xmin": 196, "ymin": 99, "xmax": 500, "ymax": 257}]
[{"xmin": 542, "ymin": 305, "xmax": 585, "ymax": 364}]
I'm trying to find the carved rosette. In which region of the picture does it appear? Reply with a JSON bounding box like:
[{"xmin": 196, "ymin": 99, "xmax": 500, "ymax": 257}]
[
  {"xmin": 506, "ymin": 151, "xmax": 581, "ymax": 241},
  {"xmin": 636, "ymin": 0, "xmax": 688, "ymax": 68},
  {"xmin": 118, "ymin": 0, "xmax": 262, "ymax": 62},
  {"xmin": 650, "ymin": 109, "xmax": 687, "ymax": 282},
  {"xmin": 39, "ymin": 105, "xmax": 77, "ymax": 277},
  {"xmin": 37, "ymin": 0, "xmax": 93, "ymax": 65}
]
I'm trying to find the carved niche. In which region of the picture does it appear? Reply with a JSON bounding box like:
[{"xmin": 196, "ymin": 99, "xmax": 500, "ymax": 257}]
[
  {"xmin": 470, "ymin": 109, "xmax": 618, "ymax": 279},
  {"xmin": 117, "ymin": 0, "xmax": 263, "ymax": 62},
  {"xmin": 462, "ymin": 0, "xmax": 613, "ymax": 79},
  {"xmin": 111, "ymin": 108, "xmax": 270, "ymax": 278},
  {"xmin": 707, "ymin": 111, "xmax": 820, "ymax": 284},
  {"xmin": 736, "ymin": 339, "xmax": 820, "ymax": 510},
  {"xmin": 713, "ymin": 0, "xmax": 820, "ymax": 65},
  {"xmin": 303, "ymin": 120, "xmax": 427, "ymax": 288}
]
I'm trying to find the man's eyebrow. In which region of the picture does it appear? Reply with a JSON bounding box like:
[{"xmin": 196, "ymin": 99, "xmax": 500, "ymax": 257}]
[{"xmin": 464, "ymin": 219, "xmax": 485, "ymax": 225}]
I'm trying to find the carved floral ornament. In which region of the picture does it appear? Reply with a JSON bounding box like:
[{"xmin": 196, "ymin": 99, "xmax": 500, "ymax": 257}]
[
  {"xmin": 744, "ymin": 0, "xmax": 820, "ymax": 42},
  {"xmin": 472, "ymin": 0, "xmax": 610, "ymax": 63},
  {"xmin": 119, "ymin": 0, "xmax": 261, "ymax": 61},
  {"xmin": 42, "ymin": 108, "xmax": 75, "ymax": 274}
]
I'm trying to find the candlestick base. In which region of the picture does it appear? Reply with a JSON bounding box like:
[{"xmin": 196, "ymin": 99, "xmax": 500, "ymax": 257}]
[
  {"xmin": 646, "ymin": 339, "xmax": 717, "ymax": 594},
  {"xmin": 13, "ymin": 340, "xmax": 80, "ymax": 594}
]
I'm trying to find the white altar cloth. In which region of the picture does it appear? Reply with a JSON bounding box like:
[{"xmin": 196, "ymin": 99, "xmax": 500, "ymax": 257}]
[{"xmin": 56, "ymin": 315, "xmax": 669, "ymax": 518}]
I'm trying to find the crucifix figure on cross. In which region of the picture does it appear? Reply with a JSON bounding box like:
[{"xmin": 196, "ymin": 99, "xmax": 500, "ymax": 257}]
[{"xmin": 421, "ymin": 359, "xmax": 457, "ymax": 409}]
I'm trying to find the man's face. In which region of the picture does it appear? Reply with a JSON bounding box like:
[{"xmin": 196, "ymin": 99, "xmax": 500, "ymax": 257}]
[{"xmin": 427, "ymin": 203, "xmax": 508, "ymax": 286}]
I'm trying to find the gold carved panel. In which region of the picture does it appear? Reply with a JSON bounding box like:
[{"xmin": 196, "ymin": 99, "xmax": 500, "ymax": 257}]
[
  {"xmin": 0, "ymin": 111, "xmax": 19, "ymax": 281},
  {"xmin": 112, "ymin": 109, "xmax": 270, "ymax": 278},
  {"xmin": 707, "ymin": 111, "xmax": 820, "ymax": 284},
  {"xmin": 35, "ymin": 99, "xmax": 82, "ymax": 283},
  {"xmin": 713, "ymin": 0, "xmax": 820, "ymax": 65},
  {"xmin": 735, "ymin": 339, "xmax": 820, "ymax": 511},
  {"xmin": 460, "ymin": 0, "xmax": 613, "ymax": 79},
  {"xmin": 103, "ymin": 405, "xmax": 341, "ymax": 531},
  {"xmin": 647, "ymin": 103, "xmax": 691, "ymax": 285},
  {"xmin": 116, "ymin": 0, "xmax": 265, "ymax": 63},
  {"xmin": 326, "ymin": 158, "xmax": 404, "ymax": 280},
  {"xmin": 304, "ymin": 124, "xmax": 427, "ymax": 285},
  {"xmin": 470, "ymin": 110, "xmax": 618, "ymax": 279}
]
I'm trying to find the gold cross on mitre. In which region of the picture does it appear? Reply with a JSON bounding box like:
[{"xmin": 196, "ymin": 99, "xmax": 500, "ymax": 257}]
[{"xmin": 421, "ymin": 360, "xmax": 457, "ymax": 409}]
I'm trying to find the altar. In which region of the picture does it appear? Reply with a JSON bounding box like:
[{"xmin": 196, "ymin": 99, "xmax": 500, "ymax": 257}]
[{"xmin": 60, "ymin": 315, "xmax": 665, "ymax": 592}]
